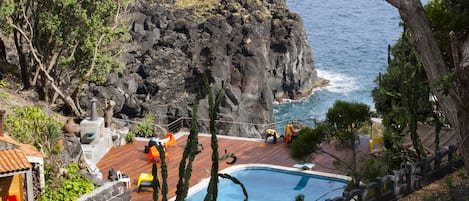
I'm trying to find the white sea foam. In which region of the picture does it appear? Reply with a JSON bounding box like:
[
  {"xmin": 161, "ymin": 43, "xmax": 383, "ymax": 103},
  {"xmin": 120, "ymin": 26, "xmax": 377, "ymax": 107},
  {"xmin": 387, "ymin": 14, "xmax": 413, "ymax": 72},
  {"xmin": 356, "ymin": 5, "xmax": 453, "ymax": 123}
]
[
  {"xmin": 273, "ymin": 68, "xmax": 357, "ymax": 105},
  {"xmin": 316, "ymin": 69, "xmax": 358, "ymax": 94}
]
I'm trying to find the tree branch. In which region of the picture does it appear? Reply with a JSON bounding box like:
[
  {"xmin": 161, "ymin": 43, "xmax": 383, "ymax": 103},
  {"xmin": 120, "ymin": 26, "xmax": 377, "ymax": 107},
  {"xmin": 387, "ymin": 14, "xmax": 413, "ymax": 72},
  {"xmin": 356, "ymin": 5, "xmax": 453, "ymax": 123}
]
[
  {"xmin": 72, "ymin": 3, "xmax": 123, "ymax": 98},
  {"xmin": 10, "ymin": 23, "xmax": 83, "ymax": 117}
]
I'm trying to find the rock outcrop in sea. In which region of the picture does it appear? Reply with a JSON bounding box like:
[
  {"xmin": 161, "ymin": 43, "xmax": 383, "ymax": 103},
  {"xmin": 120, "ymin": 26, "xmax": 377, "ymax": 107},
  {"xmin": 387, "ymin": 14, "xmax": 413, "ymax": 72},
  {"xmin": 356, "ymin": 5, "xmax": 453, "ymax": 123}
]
[{"xmin": 88, "ymin": 0, "xmax": 322, "ymax": 137}]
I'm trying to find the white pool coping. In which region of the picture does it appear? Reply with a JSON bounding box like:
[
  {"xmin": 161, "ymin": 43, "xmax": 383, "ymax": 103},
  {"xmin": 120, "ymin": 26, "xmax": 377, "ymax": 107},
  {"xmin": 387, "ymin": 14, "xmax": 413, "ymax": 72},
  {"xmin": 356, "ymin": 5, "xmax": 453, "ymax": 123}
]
[{"xmin": 168, "ymin": 163, "xmax": 352, "ymax": 201}]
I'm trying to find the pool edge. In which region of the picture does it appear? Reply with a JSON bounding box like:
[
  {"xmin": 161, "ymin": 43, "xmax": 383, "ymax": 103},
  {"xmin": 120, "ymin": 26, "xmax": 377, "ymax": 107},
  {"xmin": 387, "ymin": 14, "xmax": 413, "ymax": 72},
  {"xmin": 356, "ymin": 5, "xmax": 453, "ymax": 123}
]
[{"xmin": 168, "ymin": 163, "xmax": 352, "ymax": 201}]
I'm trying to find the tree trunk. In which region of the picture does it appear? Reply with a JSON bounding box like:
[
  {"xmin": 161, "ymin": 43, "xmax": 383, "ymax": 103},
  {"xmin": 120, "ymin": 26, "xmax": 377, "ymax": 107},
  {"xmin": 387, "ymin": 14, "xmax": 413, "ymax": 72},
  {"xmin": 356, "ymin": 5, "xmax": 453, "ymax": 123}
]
[
  {"xmin": 0, "ymin": 38, "xmax": 6, "ymax": 61},
  {"xmin": 13, "ymin": 31, "xmax": 31, "ymax": 89},
  {"xmin": 385, "ymin": 0, "xmax": 469, "ymax": 168}
]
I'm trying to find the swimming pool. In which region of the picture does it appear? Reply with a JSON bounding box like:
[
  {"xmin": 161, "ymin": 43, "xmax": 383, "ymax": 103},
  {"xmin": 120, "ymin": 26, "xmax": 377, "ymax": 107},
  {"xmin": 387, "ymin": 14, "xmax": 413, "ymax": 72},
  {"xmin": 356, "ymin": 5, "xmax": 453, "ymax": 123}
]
[{"xmin": 182, "ymin": 164, "xmax": 349, "ymax": 201}]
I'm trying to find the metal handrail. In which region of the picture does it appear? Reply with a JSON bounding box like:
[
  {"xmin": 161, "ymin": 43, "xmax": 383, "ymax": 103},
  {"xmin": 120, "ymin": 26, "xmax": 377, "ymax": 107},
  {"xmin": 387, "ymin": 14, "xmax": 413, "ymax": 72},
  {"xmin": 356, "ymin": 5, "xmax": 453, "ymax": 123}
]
[
  {"xmin": 114, "ymin": 115, "xmax": 316, "ymax": 135},
  {"xmin": 162, "ymin": 116, "xmax": 317, "ymax": 135}
]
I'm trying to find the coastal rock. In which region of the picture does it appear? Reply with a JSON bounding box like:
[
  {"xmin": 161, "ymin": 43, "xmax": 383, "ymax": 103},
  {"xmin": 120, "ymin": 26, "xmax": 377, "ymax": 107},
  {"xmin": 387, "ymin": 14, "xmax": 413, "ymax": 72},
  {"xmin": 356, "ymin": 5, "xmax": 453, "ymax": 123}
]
[{"xmin": 89, "ymin": 0, "xmax": 321, "ymax": 137}]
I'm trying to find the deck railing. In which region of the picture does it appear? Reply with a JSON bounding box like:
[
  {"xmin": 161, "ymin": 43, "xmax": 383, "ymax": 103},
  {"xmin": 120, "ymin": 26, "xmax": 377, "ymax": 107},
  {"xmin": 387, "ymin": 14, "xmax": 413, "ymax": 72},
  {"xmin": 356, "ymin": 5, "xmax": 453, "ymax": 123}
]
[
  {"xmin": 162, "ymin": 116, "xmax": 315, "ymax": 136},
  {"xmin": 325, "ymin": 144, "xmax": 463, "ymax": 201},
  {"xmin": 113, "ymin": 114, "xmax": 315, "ymax": 137},
  {"xmin": 163, "ymin": 117, "xmax": 276, "ymax": 135}
]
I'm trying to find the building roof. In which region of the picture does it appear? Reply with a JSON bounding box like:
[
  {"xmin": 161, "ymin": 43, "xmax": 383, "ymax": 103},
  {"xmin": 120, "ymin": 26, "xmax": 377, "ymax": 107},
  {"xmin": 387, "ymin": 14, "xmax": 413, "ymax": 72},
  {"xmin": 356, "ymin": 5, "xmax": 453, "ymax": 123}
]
[
  {"xmin": 0, "ymin": 134, "xmax": 44, "ymax": 175},
  {"xmin": 0, "ymin": 135, "xmax": 45, "ymax": 158},
  {"xmin": 0, "ymin": 148, "xmax": 32, "ymax": 174}
]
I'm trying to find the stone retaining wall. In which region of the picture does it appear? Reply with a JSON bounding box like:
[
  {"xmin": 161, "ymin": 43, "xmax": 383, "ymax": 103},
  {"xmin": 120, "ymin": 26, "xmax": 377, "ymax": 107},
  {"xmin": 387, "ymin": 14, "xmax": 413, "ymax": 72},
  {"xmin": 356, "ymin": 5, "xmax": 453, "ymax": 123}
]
[{"xmin": 77, "ymin": 181, "xmax": 131, "ymax": 201}]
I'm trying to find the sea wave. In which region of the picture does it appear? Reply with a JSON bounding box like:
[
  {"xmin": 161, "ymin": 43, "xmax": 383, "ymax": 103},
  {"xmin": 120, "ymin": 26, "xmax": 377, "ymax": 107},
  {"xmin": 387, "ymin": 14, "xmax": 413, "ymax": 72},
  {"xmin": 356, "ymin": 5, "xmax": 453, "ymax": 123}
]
[{"xmin": 316, "ymin": 69, "xmax": 358, "ymax": 94}]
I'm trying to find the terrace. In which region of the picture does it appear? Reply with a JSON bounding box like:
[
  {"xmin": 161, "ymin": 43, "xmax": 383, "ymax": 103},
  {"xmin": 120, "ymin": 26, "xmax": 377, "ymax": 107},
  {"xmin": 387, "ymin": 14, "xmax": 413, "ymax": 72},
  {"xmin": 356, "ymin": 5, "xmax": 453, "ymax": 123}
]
[
  {"xmin": 96, "ymin": 132, "xmax": 370, "ymax": 201},
  {"xmin": 95, "ymin": 115, "xmax": 456, "ymax": 201}
]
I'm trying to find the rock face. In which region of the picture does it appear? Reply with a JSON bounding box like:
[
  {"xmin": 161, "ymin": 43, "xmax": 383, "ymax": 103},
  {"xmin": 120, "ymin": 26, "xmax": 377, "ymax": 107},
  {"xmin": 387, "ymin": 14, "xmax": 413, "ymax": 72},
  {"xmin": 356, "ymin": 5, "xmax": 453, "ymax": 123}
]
[{"xmin": 89, "ymin": 0, "xmax": 321, "ymax": 137}]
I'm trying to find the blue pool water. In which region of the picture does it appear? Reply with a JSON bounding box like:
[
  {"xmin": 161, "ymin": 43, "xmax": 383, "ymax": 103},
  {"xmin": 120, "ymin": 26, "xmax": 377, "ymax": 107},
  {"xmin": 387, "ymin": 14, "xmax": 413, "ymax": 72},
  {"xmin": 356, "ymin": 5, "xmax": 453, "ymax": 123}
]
[{"xmin": 184, "ymin": 167, "xmax": 348, "ymax": 201}]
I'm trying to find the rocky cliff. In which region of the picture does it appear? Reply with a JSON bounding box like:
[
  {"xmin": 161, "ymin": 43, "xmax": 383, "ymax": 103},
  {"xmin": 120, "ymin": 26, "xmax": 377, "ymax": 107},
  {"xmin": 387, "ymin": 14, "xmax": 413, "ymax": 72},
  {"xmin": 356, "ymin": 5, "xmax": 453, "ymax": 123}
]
[{"xmin": 90, "ymin": 0, "xmax": 321, "ymax": 137}]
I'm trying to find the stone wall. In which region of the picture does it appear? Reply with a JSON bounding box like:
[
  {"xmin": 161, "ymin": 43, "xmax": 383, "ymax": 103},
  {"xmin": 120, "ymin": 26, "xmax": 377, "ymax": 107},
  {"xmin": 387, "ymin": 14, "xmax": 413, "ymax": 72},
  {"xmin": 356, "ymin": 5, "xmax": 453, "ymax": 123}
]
[{"xmin": 77, "ymin": 181, "xmax": 131, "ymax": 201}]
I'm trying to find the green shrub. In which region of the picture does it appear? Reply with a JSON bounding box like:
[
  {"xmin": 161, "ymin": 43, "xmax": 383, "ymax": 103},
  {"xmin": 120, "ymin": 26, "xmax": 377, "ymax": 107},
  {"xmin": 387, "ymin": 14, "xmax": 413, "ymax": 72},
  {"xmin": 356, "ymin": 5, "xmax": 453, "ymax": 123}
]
[
  {"xmin": 456, "ymin": 168, "xmax": 468, "ymax": 180},
  {"xmin": 0, "ymin": 92, "xmax": 9, "ymax": 99},
  {"xmin": 4, "ymin": 106, "xmax": 63, "ymax": 154},
  {"xmin": 444, "ymin": 175, "xmax": 455, "ymax": 191},
  {"xmin": 131, "ymin": 114, "xmax": 155, "ymax": 138},
  {"xmin": 362, "ymin": 157, "xmax": 386, "ymax": 183},
  {"xmin": 295, "ymin": 194, "xmax": 305, "ymax": 201},
  {"xmin": 0, "ymin": 80, "xmax": 9, "ymax": 99},
  {"xmin": 39, "ymin": 163, "xmax": 96, "ymax": 201},
  {"xmin": 125, "ymin": 132, "xmax": 135, "ymax": 144}
]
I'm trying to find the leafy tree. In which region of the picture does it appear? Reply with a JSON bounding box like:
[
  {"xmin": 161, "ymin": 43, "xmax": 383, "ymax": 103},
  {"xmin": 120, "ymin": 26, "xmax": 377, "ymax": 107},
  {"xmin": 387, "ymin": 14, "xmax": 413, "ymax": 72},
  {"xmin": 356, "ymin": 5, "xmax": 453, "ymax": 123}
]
[
  {"xmin": 424, "ymin": 0, "xmax": 469, "ymax": 69},
  {"xmin": 290, "ymin": 101, "xmax": 372, "ymax": 189},
  {"xmin": 326, "ymin": 101, "xmax": 370, "ymax": 147},
  {"xmin": 325, "ymin": 100, "xmax": 370, "ymax": 188},
  {"xmin": 0, "ymin": 0, "xmax": 129, "ymax": 116},
  {"xmin": 289, "ymin": 126, "xmax": 326, "ymax": 161},
  {"xmin": 385, "ymin": 0, "xmax": 469, "ymax": 168}
]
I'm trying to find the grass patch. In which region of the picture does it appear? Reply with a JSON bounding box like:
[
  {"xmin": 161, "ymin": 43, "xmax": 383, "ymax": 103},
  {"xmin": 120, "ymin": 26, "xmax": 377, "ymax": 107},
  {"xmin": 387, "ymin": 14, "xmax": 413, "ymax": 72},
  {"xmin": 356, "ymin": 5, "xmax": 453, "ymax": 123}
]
[
  {"xmin": 0, "ymin": 92, "xmax": 9, "ymax": 99},
  {"xmin": 175, "ymin": 0, "xmax": 218, "ymax": 9}
]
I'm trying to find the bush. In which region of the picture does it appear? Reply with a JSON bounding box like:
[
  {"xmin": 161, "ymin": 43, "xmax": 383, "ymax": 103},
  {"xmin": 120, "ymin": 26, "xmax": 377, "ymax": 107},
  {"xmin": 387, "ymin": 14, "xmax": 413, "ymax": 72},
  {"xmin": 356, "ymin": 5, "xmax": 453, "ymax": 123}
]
[
  {"xmin": 39, "ymin": 163, "xmax": 96, "ymax": 201},
  {"xmin": 131, "ymin": 114, "xmax": 155, "ymax": 138},
  {"xmin": 125, "ymin": 132, "xmax": 135, "ymax": 144},
  {"xmin": 4, "ymin": 106, "xmax": 63, "ymax": 155}
]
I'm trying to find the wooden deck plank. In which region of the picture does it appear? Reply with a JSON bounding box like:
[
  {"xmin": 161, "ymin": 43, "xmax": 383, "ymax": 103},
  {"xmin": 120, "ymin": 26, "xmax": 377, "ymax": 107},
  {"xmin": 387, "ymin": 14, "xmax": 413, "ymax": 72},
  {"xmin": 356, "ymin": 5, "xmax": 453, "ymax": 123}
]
[{"xmin": 97, "ymin": 134, "xmax": 368, "ymax": 201}]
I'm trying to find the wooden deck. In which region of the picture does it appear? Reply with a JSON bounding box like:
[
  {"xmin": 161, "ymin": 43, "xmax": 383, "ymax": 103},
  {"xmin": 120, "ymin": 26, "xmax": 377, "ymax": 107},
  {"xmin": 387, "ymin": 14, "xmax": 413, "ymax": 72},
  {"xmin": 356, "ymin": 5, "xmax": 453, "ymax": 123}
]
[{"xmin": 97, "ymin": 134, "xmax": 370, "ymax": 201}]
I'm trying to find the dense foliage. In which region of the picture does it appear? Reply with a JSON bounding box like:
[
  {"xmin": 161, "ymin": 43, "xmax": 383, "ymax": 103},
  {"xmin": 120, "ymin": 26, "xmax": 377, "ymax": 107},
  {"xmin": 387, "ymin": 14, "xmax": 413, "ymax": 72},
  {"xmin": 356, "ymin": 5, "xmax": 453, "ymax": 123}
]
[
  {"xmin": 425, "ymin": 0, "xmax": 469, "ymax": 68},
  {"xmin": 0, "ymin": 0, "xmax": 129, "ymax": 116},
  {"xmin": 5, "ymin": 106, "xmax": 63, "ymax": 155},
  {"xmin": 39, "ymin": 163, "xmax": 95, "ymax": 201},
  {"xmin": 290, "ymin": 101, "xmax": 371, "ymax": 189},
  {"xmin": 372, "ymin": 0, "xmax": 468, "ymax": 168},
  {"xmin": 326, "ymin": 101, "xmax": 370, "ymax": 188},
  {"xmin": 289, "ymin": 125, "xmax": 326, "ymax": 161},
  {"xmin": 130, "ymin": 114, "xmax": 157, "ymax": 138},
  {"xmin": 326, "ymin": 101, "xmax": 370, "ymax": 146},
  {"xmin": 372, "ymin": 29, "xmax": 433, "ymax": 164}
]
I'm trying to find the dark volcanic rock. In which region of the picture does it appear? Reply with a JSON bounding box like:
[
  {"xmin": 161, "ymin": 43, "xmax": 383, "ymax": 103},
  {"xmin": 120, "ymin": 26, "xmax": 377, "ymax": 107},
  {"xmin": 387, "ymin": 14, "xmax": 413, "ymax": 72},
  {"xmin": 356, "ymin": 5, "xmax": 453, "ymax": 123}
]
[{"xmin": 91, "ymin": 0, "xmax": 321, "ymax": 138}]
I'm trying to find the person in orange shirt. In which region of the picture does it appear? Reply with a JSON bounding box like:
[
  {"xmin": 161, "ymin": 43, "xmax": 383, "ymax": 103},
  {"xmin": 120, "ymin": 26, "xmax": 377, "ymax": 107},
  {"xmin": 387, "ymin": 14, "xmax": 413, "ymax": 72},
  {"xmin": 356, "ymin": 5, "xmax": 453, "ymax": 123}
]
[
  {"xmin": 290, "ymin": 121, "xmax": 299, "ymax": 143},
  {"xmin": 285, "ymin": 123, "xmax": 292, "ymax": 144}
]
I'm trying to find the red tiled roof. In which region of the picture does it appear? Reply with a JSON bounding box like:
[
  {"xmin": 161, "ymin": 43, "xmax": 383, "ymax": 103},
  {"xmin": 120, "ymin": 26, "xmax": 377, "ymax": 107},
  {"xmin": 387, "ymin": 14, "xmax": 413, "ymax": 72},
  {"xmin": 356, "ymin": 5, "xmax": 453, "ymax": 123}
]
[
  {"xmin": 0, "ymin": 148, "xmax": 32, "ymax": 174},
  {"xmin": 0, "ymin": 135, "xmax": 45, "ymax": 158},
  {"xmin": 0, "ymin": 134, "xmax": 44, "ymax": 174}
]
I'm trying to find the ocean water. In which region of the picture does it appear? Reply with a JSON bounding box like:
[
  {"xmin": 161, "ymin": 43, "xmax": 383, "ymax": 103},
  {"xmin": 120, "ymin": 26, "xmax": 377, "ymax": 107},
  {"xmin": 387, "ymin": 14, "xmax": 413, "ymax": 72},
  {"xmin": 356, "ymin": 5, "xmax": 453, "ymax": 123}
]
[{"xmin": 274, "ymin": 0, "xmax": 403, "ymax": 127}]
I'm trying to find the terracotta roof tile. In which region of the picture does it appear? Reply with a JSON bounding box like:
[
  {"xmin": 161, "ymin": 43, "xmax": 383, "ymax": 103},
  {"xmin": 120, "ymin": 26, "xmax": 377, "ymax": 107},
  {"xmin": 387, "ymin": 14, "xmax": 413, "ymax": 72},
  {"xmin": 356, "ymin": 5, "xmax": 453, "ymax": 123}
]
[
  {"xmin": 0, "ymin": 135, "xmax": 44, "ymax": 158},
  {"xmin": 0, "ymin": 148, "xmax": 32, "ymax": 174}
]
